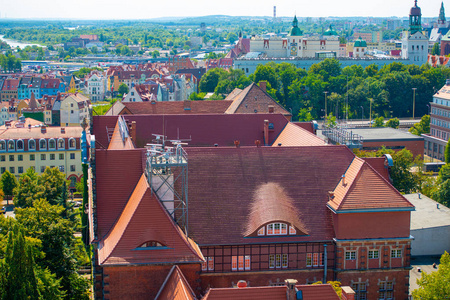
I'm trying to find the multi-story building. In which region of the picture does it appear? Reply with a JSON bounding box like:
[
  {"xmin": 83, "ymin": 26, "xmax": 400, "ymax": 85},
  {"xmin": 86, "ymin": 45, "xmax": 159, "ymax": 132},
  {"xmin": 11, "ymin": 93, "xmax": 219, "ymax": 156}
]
[
  {"xmin": 40, "ymin": 78, "xmax": 65, "ymax": 96},
  {"xmin": 1, "ymin": 78, "xmax": 19, "ymax": 102},
  {"xmin": 401, "ymin": 0, "xmax": 429, "ymax": 63},
  {"xmin": 85, "ymin": 73, "xmax": 107, "ymax": 102},
  {"xmin": 60, "ymin": 93, "xmax": 90, "ymax": 127},
  {"xmin": 0, "ymin": 122, "xmax": 83, "ymax": 186},
  {"xmin": 423, "ymin": 80, "xmax": 450, "ymax": 161}
]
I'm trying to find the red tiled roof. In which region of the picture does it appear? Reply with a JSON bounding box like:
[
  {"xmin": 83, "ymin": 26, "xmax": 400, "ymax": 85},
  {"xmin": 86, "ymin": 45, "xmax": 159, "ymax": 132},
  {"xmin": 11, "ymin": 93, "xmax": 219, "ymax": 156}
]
[
  {"xmin": 98, "ymin": 174, "xmax": 204, "ymax": 265},
  {"xmin": 327, "ymin": 157, "xmax": 415, "ymax": 212},
  {"xmin": 95, "ymin": 149, "xmax": 145, "ymax": 239},
  {"xmin": 108, "ymin": 100, "xmax": 233, "ymax": 116},
  {"xmin": 107, "ymin": 119, "xmax": 135, "ymax": 150},
  {"xmin": 203, "ymin": 286, "xmax": 286, "ymax": 300},
  {"xmin": 296, "ymin": 284, "xmax": 341, "ymax": 300},
  {"xmin": 93, "ymin": 114, "xmax": 289, "ymax": 149},
  {"xmin": 272, "ymin": 122, "xmax": 326, "ymax": 147},
  {"xmin": 362, "ymin": 157, "xmax": 390, "ymax": 182},
  {"xmin": 41, "ymin": 78, "xmax": 62, "ymax": 89},
  {"xmin": 155, "ymin": 266, "xmax": 197, "ymax": 300},
  {"xmin": 2, "ymin": 79, "xmax": 19, "ymax": 91},
  {"xmin": 185, "ymin": 145, "xmax": 356, "ymax": 245},
  {"xmin": 292, "ymin": 122, "xmax": 315, "ymax": 134}
]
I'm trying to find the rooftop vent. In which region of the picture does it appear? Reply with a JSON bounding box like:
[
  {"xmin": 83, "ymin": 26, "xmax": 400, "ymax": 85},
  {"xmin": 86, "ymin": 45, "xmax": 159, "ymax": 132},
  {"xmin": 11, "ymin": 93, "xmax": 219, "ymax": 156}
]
[{"xmin": 237, "ymin": 280, "xmax": 247, "ymax": 288}]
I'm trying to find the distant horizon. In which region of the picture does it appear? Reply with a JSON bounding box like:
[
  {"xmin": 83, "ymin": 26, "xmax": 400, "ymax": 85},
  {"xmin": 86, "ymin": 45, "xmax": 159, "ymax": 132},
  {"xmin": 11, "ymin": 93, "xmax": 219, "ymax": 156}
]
[{"xmin": 0, "ymin": 0, "xmax": 446, "ymax": 21}]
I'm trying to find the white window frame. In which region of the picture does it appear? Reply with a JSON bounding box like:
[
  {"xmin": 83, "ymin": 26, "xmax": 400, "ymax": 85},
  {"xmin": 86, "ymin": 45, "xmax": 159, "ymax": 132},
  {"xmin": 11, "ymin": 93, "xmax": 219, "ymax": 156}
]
[
  {"xmin": 368, "ymin": 250, "xmax": 379, "ymax": 259},
  {"xmin": 48, "ymin": 138, "xmax": 56, "ymax": 150},
  {"xmin": 39, "ymin": 138, "xmax": 47, "ymax": 151},
  {"xmin": 28, "ymin": 139, "xmax": 36, "ymax": 151},
  {"xmin": 16, "ymin": 139, "xmax": 24, "ymax": 151},
  {"xmin": 345, "ymin": 251, "xmax": 356, "ymax": 260},
  {"xmin": 391, "ymin": 249, "xmax": 402, "ymax": 258}
]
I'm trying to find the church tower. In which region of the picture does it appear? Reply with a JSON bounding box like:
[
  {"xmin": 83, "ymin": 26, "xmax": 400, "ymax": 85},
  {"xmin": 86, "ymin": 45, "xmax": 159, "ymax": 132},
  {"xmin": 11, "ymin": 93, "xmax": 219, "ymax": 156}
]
[
  {"xmin": 438, "ymin": 2, "xmax": 447, "ymax": 28},
  {"xmin": 287, "ymin": 16, "xmax": 303, "ymax": 57},
  {"xmin": 402, "ymin": 0, "xmax": 429, "ymax": 64}
]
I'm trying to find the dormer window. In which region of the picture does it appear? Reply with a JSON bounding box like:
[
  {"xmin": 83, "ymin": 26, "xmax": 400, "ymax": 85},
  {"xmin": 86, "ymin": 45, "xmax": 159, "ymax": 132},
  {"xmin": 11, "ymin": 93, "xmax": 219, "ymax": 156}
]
[
  {"xmin": 48, "ymin": 139, "xmax": 56, "ymax": 150},
  {"xmin": 16, "ymin": 140, "xmax": 24, "ymax": 151},
  {"xmin": 58, "ymin": 138, "xmax": 65, "ymax": 149},
  {"xmin": 0, "ymin": 140, "xmax": 5, "ymax": 151},
  {"xmin": 267, "ymin": 223, "xmax": 288, "ymax": 236},
  {"xmin": 28, "ymin": 139, "xmax": 36, "ymax": 151},
  {"xmin": 7, "ymin": 140, "xmax": 14, "ymax": 151},
  {"xmin": 257, "ymin": 227, "xmax": 265, "ymax": 236},
  {"xmin": 135, "ymin": 241, "xmax": 167, "ymax": 250},
  {"xmin": 39, "ymin": 139, "xmax": 47, "ymax": 151},
  {"xmin": 69, "ymin": 138, "xmax": 76, "ymax": 149}
]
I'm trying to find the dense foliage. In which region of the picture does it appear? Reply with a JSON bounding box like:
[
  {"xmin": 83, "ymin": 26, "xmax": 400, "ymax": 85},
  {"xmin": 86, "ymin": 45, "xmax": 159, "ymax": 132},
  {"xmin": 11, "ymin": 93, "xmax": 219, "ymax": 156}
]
[{"xmin": 412, "ymin": 252, "xmax": 450, "ymax": 299}]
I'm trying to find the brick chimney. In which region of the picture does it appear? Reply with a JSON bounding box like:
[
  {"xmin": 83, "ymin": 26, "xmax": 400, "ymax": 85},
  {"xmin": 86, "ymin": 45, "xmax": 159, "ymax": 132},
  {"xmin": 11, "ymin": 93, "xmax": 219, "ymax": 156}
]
[
  {"xmin": 268, "ymin": 105, "xmax": 274, "ymax": 113},
  {"xmin": 184, "ymin": 100, "xmax": 191, "ymax": 111},
  {"xmin": 285, "ymin": 279, "xmax": 298, "ymax": 300},
  {"xmin": 446, "ymin": 79, "xmax": 450, "ymax": 86},
  {"xmin": 41, "ymin": 125, "xmax": 47, "ymax": 134},
  {"xmin": 341, "ymin": 286, "xmax": 355, "ymax": 300},
  {"xmin": 264, "ymin": 120, "xmax": 269, "ymax": 146},
  {"xmin": 259, "ymin": 81, "xmax": 267, "ymax": 92},
  {"xmin": 131, "ymin": 121, "xmax": 137, "ymax": 142}
]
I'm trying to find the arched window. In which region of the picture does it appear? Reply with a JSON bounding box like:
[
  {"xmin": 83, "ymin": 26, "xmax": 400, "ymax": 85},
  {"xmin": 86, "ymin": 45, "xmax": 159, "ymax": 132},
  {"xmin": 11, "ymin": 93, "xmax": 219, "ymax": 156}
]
[
  {"xmin": 58, "ymin": 138, "xmax": 65, "ymax": 149},
  {"xmin": 0, "ymin": 140, "xmax": 5, "ymax": 151},
  {"xmin": 39, "ymin": 139, "xmax": 47, "ymax": 151},
  {"xmin": 69, "ymin": 138, "xmax": 76, "ymax": 149},
  {"xmin": 136, "ymin": 241, "xmax": 166, "ymax": 249},
  {"xmin": 28, "ymin": 139, "xmax": 36, "ymax": 151},
  {"xmin": 16, "ymin": 139, "xmax": 24, "ymax": 151},
  {"xmin": 69, "ymin": 176, "xmax": 77, "ymax": 188},
  {"xmin": 48, "ymin": 139, "xmax": 56, "ymax": 150},
  {"xmin": 7, "ymin": 140, "xmax": 14, "ymax": 151},
  {"xmin": 262, "ymin": 223, "xmax": 292, "ymax": 236}
]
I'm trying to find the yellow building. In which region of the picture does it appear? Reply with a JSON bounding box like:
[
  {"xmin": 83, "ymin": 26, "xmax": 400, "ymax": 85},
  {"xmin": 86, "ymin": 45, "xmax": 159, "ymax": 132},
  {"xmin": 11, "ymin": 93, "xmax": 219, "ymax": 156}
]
[{"xmin": 0, "ymin": 124, "xmax": 83, "ymax": 187}]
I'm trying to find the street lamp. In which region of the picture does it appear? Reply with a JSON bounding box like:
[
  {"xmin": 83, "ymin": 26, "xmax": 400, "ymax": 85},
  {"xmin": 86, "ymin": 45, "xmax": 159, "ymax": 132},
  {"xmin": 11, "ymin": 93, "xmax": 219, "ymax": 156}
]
[
  {"xmin": 360, "ymin": 106, "xmax": 364, "ymax": 125},
  {"xmin": 369, "ymin": 98, "xmax": 373, "ymax": 127},
  {"xmin": 412, "ymin": 88, "xmax": 417, "ymax": 119},
  {"xmin": 324, "ymin": 91, "xmax": 328, "ymax": 122}
]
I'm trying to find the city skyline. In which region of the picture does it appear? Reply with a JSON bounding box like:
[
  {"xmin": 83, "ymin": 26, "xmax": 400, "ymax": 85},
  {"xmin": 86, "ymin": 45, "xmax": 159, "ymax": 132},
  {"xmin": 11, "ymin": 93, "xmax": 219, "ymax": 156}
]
[{"xmin": 0, "ymin": 0, "xmax": 447, "ymax": 20}]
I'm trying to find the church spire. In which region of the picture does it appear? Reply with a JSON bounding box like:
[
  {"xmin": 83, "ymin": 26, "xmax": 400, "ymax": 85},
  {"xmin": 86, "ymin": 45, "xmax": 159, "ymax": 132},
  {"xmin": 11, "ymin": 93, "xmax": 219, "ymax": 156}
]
[
  {"xmin": 409, "ymin": 0, "xmax": 422, "ymax": 34},
  {"xmin": 439, "ymin": 2, "xmax": 446, "ymax": 25}
]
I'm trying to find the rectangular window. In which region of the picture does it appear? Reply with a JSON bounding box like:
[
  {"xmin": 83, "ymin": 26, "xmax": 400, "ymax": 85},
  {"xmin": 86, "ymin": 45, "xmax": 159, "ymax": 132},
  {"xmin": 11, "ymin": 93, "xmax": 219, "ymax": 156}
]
[
  {"xmin": 201, "ymin": 260, "xmax": 207, "ymax": 271},
  {"xmin": 275, "ymin": 254, "xmax": 281, "ymax": 268},
  {"xmin": 208, "ymin": 257, "xmax": 214, "ymax": 271},
  {"xmin": 257, "ymin": 227, "xmax": 264, "ymax": 236},
  {"xmin": 391, "ymin": 249, "xmax": 402, "ymax": 258},
  {"xmin": 281, "ymin": 223, "xmax": 287, "ymax": 235},
  {"xmin": 9, "ymin": 167, "xmax": 14, "ymax": 173},
  {"xmin": 369, "ymin": 250, "xmax": 379, "ymax": 259},
  {"xmin": 18, "ymin": 155, "xmax": 23, "ymax": 161},
  {"xmin": 0, "ymin": 167, "xmax": 5, "ymax": 173},
  {"xmin": 60, "ymin": 166, "xmax": 65, "ymax": 172},
  {"xmin": 238, "ymin": 256, "xmax": 244, "ymax": 271},
  {"xmin": 289, "ymin": 226, "xmax": 296, "ymax": 235},
  {"xmin": 50, "ymin": 154, "xmax": 55, "ymax": 160},
  {"xmin": 244, "ymin": 256, "xmax": 250, "ymax": 270},
  {"xmin": 30, "ymin": 154, "xmax": 35, "ymax": 161},
  {"xmin": 274, "ymin": 223, "xmax": 280, "ymax": 235},
  {"xmin": 282, "ymin": 254, "xmax": 288, "ymax": 268},
  {"xmin": 306, "ymin": 253, "xmax": 312, "ymax": 267},
  {"xmin": 345, "ymin": 251, "xmax": 356, "ymax": 260},
  {"xmin": 18, "ymin": 167, "xmax": 23, "ymax": 174},
  {"xmin": 59, "ymin": 153, "xmax": 64, "ymax": 160},
  {"xmin": 40, "ymin": 166, "xmax": 45, "ymax": 172},
  {"xmin": 269, "ymin": 255, "xmax": 275, "ymax": 268},
  {"xmin": 9, "ymin": 155, "xmax": 14, "ymax": 161},
  {"xmin": 267, "ymin": 224, "xmax": 273, "ymax": 235},
  {"xmin": 70, "ymin": 153, "xmax": 75, "ymax": 159},
  {"xmin": 232, "ymin": 256, "xmax": 237, "ymax": 271},
  {"xmin": 313, "ymin": 253, "xmax": 319, "ymax": 266},
  {"xmin": 0, "ymin": 155, "xmax": 4, "ymax": 161},
  {"xmin": 70, "ymin": 165, "xmax": 75, "ymax": 172},
  {"xmin": 320, "ymin": 253, "xmax": 324, "ymax": 266},
  {"xmin": 41, "ymin": 154, "xmax": 46, "ymax": 160}
]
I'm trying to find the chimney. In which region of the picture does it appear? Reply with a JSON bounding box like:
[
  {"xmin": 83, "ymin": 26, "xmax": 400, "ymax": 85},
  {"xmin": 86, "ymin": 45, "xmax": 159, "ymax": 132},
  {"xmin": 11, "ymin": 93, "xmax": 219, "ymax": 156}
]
[
  {"xmin": 446, "ymin": 79, "xmax": 450, "ymax": 86},
  {"xmin": 259, "ymin": 81, "xmax": 267, "ymax": 92},
  {"xmin": 61, "ymin": 127, "xmax": 65, "ymax": 134},
  {"xmin": 131, "ymin": 121, "xmax": 137, "ymax": 142},
  {"xmin": 328, "ymin": 191, "xmax": 335, "ymax": 199},
  {"xmin": 255, "ymin": 140, "xmax": 261, "ymax": 147},
  {"xmin": 184, "ymin": 100, "xmax": 191, "ymax": 111},
  {"xmin": 341, "ymin": 286, "xmax": 355, "ymax": 300},
  {"xmin": 284, "ymin": 279, "xmax": 298, "ymax": 300},
  {"xmin": 41, "ymin": 125, "xmax": 47, "ymax": 134},
  {"xmin": 268, "ymin": 105, "xmax": 274, "ymax": 113},
  {"xmin": 342, "ymin": 174, "xmax": 346, "ymax": 186},
  {"xmin": 264, "ymin": 120, "xmax": 269, "ymax": 146},
  {"xmin": 234, "ymin": 140, "xmax": 240, "ymax": 148}
]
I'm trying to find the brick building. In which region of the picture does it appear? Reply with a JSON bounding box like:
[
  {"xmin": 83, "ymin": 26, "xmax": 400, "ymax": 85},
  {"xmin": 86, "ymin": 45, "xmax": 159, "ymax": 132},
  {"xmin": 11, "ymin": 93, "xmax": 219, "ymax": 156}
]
[{"xmin": 90, "ymin": 113, "xmax": 414, "ymax": 300}]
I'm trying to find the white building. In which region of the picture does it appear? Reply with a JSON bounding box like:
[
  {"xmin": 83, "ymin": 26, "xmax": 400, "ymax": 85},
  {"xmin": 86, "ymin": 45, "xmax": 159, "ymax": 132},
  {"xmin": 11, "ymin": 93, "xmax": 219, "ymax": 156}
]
[
  {"xmin": 401, "ymin": 0, "xmax": 429, "ymax": 64},
  {"xmin": 85, "ymin": 72, "xmax": 107, "ymax": 102},
  {"xmin": 60, "ymin": 93, "xmax": 90, "ymax": 127}
]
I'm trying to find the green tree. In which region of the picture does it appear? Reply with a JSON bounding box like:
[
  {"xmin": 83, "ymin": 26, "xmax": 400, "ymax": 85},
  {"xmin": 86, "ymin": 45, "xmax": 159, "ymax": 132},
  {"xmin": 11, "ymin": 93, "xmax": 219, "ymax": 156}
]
[
  {"xmin": 298, "ymin": 107, "xmax": 314, "ymax": 121},
  {"xmin": 410, "ymin": 115, "xmax": 430, "ymax": 136},
  {"xmin": 412, "ymin": 251, "xmax": 450, "ymax": 299},
  {"xmin": 386, "ymin": 118, "xmax": 400, "ymax": 129},
  {"xmin": 373, "ymin": 116, "xmax": 385, "ymax": 127},
  {"xmin": 431, "ymin": 43, "xmax": 440, "ymax": 55},
  {"xmin": 227, "ymin": 32, "xmax": 238, "ymax": 44},
  {"xmin": 1, "ymin": 170, "xmax": 17, "ymax": 205},
  {"xmin": 199, "ymin": 68, "xmax": 228, "ymax": 93},
  {"xmin": 151, "ymin": 50, "xmax": 160, "ymax": 58},
  {"xmin": 118, "ymin": 83, "xmax": 129, "ymax": 95},
  {"xmin": 445, "ymin": 138, "xmax": 450, "ymax": 164}
]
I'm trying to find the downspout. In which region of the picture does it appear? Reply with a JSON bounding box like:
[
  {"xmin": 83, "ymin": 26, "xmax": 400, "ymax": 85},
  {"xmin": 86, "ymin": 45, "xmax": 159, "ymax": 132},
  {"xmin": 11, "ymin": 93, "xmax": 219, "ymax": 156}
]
[{"xmin": 323, "ymin": 244, "xmax": 328, "ymax": 283}]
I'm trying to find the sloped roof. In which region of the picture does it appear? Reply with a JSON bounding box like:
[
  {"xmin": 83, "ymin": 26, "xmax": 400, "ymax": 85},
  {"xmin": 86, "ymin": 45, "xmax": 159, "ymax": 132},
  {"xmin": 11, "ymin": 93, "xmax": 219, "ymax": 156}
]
[
  {"xmin": 224, "ymin": 88, "xmax": 243, "ymax": 100},
  {"xmin": 155, "ymin": 266, "xmax": 197, "ymax": 300},
  {"xmin": 185, "ymin": 145, "xmax": 356, "ymax": 245},
  {"xmin": 107, "ymin": 100, "xmax": 233, "ymax": 116},
  {"xmin": 245, "ymin": 182, "xmax": 308, "ymax": 236},
  {"xmin": 361, "ymin": 157, "xmax": 390, "ymax": 182},
  {"xmin": 203, "ymin": 286, "xmax": 286, "ymax": 300},
  {"xmin": 98, "ymin": 174, "xmax": 204, "ymax": 265},
  {"xmin": 225, "ymin": 83, "xmax": 291, "ymax": 116},
  {"xmin": 107, "ymin": 119, "xmax": 135, "ymax": 150},
  {"xmin": 93, "ymin": 114, "xmax": 289, "ymax": 149},
  {"xmin": 28, "ymin": 93, "xmax": 40, "ymax": 110},
  {"xmin": 296, "ymin": 284, "xmax": 341, "ymax": 300},
  {"xmin": 272, "ymin": 122, "xmax": 326, "ymax": 147},
  {"xmin": 327, "ymin": 157, "xmax": 415, "ymax": 213}
]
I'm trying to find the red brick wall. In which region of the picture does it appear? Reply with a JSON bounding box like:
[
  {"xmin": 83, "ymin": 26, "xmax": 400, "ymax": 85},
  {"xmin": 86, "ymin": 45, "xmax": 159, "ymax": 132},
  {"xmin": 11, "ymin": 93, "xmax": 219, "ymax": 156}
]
[
  {"xmin": 333, "ymin": 212, "xmax": 410, "ymax": 240},
  {"xmin": 362, "ymin": 140, "xmax": 424, "ymax": 158},
  {"xmin": 336, "ymin": 270, "xmax": 410, "ymax": 300},
  {"xmin": 102, "ymin": 264, "xmax": 201, "ymax": 300}
]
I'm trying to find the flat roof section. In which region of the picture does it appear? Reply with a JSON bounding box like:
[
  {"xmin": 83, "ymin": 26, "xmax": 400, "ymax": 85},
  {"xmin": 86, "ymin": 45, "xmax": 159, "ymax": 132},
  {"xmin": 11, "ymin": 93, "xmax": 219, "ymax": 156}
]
[
  {"xmin": 349, "ymin": 127, "xmax": 424, "ymax": 142},
  {"xmin": 405, "ymin": 193, "xmax": 450, "ymax": 230}
]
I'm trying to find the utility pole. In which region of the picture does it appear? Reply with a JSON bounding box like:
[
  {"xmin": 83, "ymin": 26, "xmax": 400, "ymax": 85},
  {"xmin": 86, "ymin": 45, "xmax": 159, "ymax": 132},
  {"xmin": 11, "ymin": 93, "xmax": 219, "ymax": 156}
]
[
  {"xmin": 369, "ymin": 98, "xmax": 372, "ymax": 127},
  {"xmin": 324, "ymin": 91, "xmax": 328, "ymax": 124},
  {"xmin": 412, "ymin": 88, "xmax": 417, "ymax": 119}
]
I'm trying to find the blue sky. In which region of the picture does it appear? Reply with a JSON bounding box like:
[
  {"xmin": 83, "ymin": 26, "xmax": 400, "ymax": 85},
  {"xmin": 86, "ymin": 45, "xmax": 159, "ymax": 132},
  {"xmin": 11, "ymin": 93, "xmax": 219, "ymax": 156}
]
[{"xmin": 0, "ymin": 0, "xmax": 444, "ymax": 20}]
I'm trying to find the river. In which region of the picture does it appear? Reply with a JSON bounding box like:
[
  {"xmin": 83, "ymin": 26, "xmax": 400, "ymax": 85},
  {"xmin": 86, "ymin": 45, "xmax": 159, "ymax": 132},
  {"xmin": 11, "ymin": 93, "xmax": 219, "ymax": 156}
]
[{"xmin": 0, "ymin": 35, "xmax": 43, "ymax": 49}]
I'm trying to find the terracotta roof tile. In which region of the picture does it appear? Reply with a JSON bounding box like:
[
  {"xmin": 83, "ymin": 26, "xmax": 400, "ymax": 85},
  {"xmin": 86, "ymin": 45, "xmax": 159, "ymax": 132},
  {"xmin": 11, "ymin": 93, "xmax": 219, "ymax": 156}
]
[
  {"xmin": 272, "ymin": 122, "xmax": 326, "ymax": 147},
  {"xmin": 109, "ymin": 100, "xmax": 233, "ymax": 115},
  {"xmin": 98, "ymin": 174, "xmax": 204, "ymax": 265},
  {"xmin": 203, "ymin": 286, "xmax": 286, "ymax": 300},
  {"xmin": 155, "ymin": 266, "xmax": 197, "ymax": 300},
  {"xmin": 328, "ymin": 157, "xmax": 415, "ymax": 212},
  {"xmin": 107, "ymin": 120, "xmax": 135, "ymax": 150},
  {"xmin": 362, "ymin": 157, "xmax": 390, "ymax": 182},
  {"xmin": 296, "ymin": 284, "xmax": 341, "ymax": 300},
  {"xmin": 185, "ymin": 145, "xmax": 355, "ymax": 245}
]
